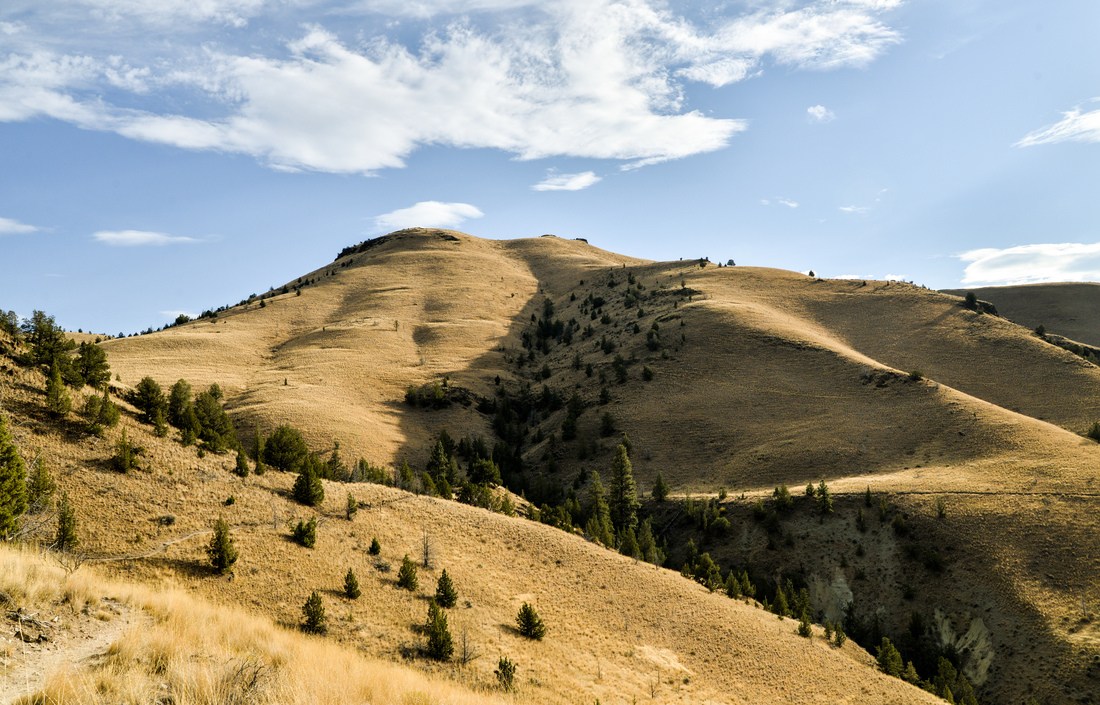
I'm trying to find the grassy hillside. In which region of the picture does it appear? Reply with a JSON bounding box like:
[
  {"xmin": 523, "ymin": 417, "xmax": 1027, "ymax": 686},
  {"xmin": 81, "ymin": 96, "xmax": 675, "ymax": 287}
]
[
  {"xmin": 942, "ymin": 283, "xmax": 1100, "ymax": 348},
  {"xmin": 23, "ymin": 229, "xmax": 1100, "ymax": 703},
  {"xmin": 0, "ymin": 355, "xmax": 940, "ymax": 705}
]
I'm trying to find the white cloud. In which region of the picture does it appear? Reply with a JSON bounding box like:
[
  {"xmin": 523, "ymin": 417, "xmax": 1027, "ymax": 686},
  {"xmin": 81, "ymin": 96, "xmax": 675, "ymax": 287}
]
[
  {"xmin": 959, "ymin": 242, "xmax": 1100, "ymax": 286},
  {"xmin": 532, "ymin": 171, "xmax": 601, "ymax": 192},
  {"xmin": 807, "ymin": 104, "xmax": 835, "ymax": 122},
  {"xmin": 0, "ymin": 216, "xmax": 39, "ymax": 235},
  {"xmin": 0, "ymin": 0, "xmax": 903, "ymax": 173},
  {"xmin": 373, "ymin": 201, "xmax": 484, "ymax": 231},
  {"xmin": 838, "ymin": 205, "xmax": 869, "ymax": 214},
  {"xmin": 777, "ymin": 198, "xmax": 799, "ymax": 208},
  {"xmin": 160, "ymin": 309, "xmax": 199, "ymax": 320},
  {"xmin": 1016, "ymin": 100, "xmax": 1100, "ymax": 148},
  {"xmin": 93, "ymin": 230, "xmax": 200, "ymax": 246}
]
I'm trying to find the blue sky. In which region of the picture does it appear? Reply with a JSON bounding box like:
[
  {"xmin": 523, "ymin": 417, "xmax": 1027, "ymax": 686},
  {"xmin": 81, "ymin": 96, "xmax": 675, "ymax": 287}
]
[{"xmin": 1, "ymin": 0, "xmax": 1098, "ymax": 334}]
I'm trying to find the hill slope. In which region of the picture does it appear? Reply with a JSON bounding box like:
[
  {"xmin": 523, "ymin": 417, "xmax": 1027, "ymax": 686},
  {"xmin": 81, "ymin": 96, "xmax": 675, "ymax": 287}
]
[{"xmin": 942, "ymin": 283, "xmax": 1100, "ymax": 347}]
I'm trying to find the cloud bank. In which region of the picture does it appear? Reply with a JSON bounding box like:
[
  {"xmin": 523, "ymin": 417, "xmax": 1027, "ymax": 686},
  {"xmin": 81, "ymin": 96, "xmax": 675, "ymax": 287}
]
[
  {"xmin": 959, "ymin": 242, "xmax": 1100, "ymax": 285},
  {"xmin": 373, "ymin": 201, "xmax": 484, "ymax": 231},
  {"xmin": 93, "ymin": 230, "xmax": 200, "ymax": 246}
]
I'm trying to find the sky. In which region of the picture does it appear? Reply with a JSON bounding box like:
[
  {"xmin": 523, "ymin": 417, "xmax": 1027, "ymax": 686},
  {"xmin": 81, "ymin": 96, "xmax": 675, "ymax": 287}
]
[{"xmin": 1, "ymin": 0, "xmax": 1098, "ymax": 334}]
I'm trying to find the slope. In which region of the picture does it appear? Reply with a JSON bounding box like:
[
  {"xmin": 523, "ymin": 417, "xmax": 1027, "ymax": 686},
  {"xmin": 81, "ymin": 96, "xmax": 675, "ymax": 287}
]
[{"xmin": 942, "ymin": 283, "xmax": 1100, "ymax": 348}]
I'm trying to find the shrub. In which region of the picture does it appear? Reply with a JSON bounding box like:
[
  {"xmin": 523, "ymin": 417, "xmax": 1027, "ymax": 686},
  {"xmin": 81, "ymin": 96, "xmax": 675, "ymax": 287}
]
[
  {"xmin": 292, "ymin": 517, "xmax": 317, "ymax": 548},
  {"xmin": 435, "ymin": 569, "xmax": 458, "ymax": 608},
  {"xmin": 397, "ymin": 554, "xmax": 418, "ymax": 591},
  {"xmin": 516, "ymin": 602, "xmax": 546, "ymax": 640},
  {"xmin": 112, "ymin": 430, "xmax": 136, "ymax": 473},
  {"xmin": 346, "ymin": 492, "xmax": 357, "ymax": 520},
  {"xmin": 907, "ymin": 370, "xmax": 924, "ymax": 381},
  {"xmin": 344, "ymin": 568, "xmax": 361, "ymax": 599},
  {"xmin": 963, "ymin": 291, "xmax": 977, "ymax": 310},
  {"xmin": 495, "ymin": 656, "xmax": 516, "ymax": 690},
  {"xmin": 206, "ymin": 518, "xmax": 238, "ymax": 575},
  {"xmin": 302, "ymin": 591, "xmax": 326, "ymax": 634}
]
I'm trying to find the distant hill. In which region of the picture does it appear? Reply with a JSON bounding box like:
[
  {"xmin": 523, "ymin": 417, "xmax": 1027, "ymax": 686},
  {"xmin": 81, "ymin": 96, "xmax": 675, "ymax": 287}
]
[{"xmin": 942, "ymin": 283, "xmax": 1100, "ymax": 347}]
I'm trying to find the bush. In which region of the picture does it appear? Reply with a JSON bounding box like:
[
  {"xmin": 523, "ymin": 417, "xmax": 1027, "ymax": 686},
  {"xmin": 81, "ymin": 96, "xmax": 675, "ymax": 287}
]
[
  {"xmin": 495, "ymin": 656, "xmax": 516, "ymax": 690},
  {"xmin": 302, "ymin": 591, "xmax": 326, "ymax": 634},
  {"xmin": 344, "ymin": 568, "xmax": 361, "ymax": 599},
  {"xmin": 292, "ymin": 517, "xmax": 317, "ymax": 548},
  {"xmin": 397, "ymin": 554, "xmax": 418, "ymax": 591},
  {"xmin": 112, "ymin": 430, "xmax": 136, "ymax": 473},
  {"xmin": 435, "ymin": 569, "xmax": 458, "ymax": 608},
  {"xmin": 206, "ymin": 518, "xmax": 238, "ymax": 575},
  {"xmin": 516, "ymin": 602, "xmax": 546, "ymax": 640}
]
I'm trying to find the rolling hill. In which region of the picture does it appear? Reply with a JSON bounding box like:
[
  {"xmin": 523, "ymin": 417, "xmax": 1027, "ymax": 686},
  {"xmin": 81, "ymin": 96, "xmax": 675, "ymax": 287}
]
[{"xmin": 942, "ymin": 283, "xmax": 1100, "ymax": 348}]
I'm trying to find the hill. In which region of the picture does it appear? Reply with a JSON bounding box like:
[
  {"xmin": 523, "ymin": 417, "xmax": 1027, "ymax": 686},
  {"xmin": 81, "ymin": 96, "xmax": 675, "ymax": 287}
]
[
  {"xmin": 15, "ymin": 228, "xmax": 1100, "ymax": 704},
  {"xmin": 942, "ymin": 283, "xmax": 1100, "ymax": 348}
]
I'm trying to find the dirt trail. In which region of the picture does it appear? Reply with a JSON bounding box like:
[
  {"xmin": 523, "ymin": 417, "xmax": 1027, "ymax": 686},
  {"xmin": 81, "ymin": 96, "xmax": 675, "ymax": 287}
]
[{"xmin": 0, "ymin": 599, "xmax": 135, "ymax": 704}]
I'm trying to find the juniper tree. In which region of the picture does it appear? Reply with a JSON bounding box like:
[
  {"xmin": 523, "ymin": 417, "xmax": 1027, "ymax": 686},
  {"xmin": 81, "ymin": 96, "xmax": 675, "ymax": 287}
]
[
  {"xmin": 74, "ymin": 342, "xmax": 110, "ymax": 388},
  {"xmin": 302, "ymin": 591, "xmax": 327, "ymax": 634},
  {"xmin": 516, "ymin": 602, "xmax": 546, "ymax": 640},
  {"xmin": 344, "ymin": 568, "xmax": 361, "ymax": 599},
  {"xmin": 167, "ymin": 379, "xmax": 193, "ymax": 428},
  {"xmin": 55, "ymin": 491, "xmax": 78, "ymax": 551},
  {"xmin": 368, "ymin": 537, "xmax": 381, "ymax": 555},
  {"xmin": 234, "ymin": 450, "xmax": 250, "ymax": 478},
  {"xmin": 435, "ymin": 569, "xmax": 458, "ymax": 608},
  {"xmin": 607, "ymin": 444, "xmax": 640, "ymax": 533},
  {"xmin": 207, "ymin": 518, "xmax": 238, "ymax": 575},
  {"xmin": 397, "ymin": 554, "xmax": 418, "ymax": 591},
  {"xmin": 0, "ymin": 415, "xmax": 27, "ymax": 538},
  {"xmin": 292, "ymin": 517, "xmax": 317, "ymax": 548}
]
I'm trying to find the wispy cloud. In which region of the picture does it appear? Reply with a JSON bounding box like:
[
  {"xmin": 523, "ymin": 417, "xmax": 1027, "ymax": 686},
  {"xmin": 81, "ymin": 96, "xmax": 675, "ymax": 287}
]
[
  {"xmin": 838, "ymin": 205, "xmax": 869, "ymax": 214},
  {"xmin": 807, "ymin": 104, "xmax": 835, "ymax": 123},
  {"xmin": 0, "ymin": 216, "xmax": 39, "ymax": 235},
  {"xmin": 373, "ymin": 201, "xmax": 484, "ymax": 231},
  {"xmin": 532, "ymin": 171, "xmax": 601, "ymax": 192},
  {"xmin": 1016, "ymin": 100, "xmax": 1100, "ymax": 148},
  {"xmin": 0, "ymin": 0, "xmax": 903, "ymax": 173},
  {"xmin": 93, "ymin": 230, "xmax": 200, "ymax": 246},
  {"xmin": 959, "ymin": 242, "xmax": 1100, "ymax": 285},
  {"xmin": 160, "ymin": 309, "xmax": 199, "ymax": 320},
  {"xmin": 761, "ymin": 197, "xmax": 799, "ymax": 208}
]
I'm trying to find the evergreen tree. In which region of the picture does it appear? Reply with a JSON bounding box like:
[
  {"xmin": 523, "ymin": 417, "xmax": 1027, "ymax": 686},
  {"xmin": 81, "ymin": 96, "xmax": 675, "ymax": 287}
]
[
  {"xmin": 74, "ymin": 342, "xmax": 110, "ymax": 388},
  {"xmin": 133, "ymin": 377, "xmax": 167, "ymax": 425},
  {"xmin": 292, "ymin": 517, "xmax": 317, "ymax": 548},
  {"xmin": 725, "ymin": 570, "xmax": 742, "ymax": 598},
  {"xmin": 25, "ymin": 458, "xmax": 56, "ymax": 513},
  {"xmin": 876, "ymin": 637, "xmax": 904, "ymax": 677},
  {"xmin": 81, "ymin": 386, "xmax": 120, "ymax": 436},
  {"xmin": 773, "ymin": 583, "xmax": 790, "ymax": 617},
  {"xmin": 207, "ymin": 518, "xmax": 238, "ymax": 574},
  {"xmin": 112, "ymin": 430, "xmax": 135, "ymax": 472},
  {"xmin": 435, "ymin": 569, "xmax": 458, "ymax": 608},
  {"xmin": 739, "ymin": 570, "xmax": 756, "ymax": 598},
  {"xmin": 607, "ymin": 444, "xmax": 640, "ymax": 533},
  {"xmin": 495, "ymin": 656, "xmax": 517, "ymax": 690},
  {"xmin": 584, "ymin": 471, "xmax": 615, "ymax": 546},
  {"xmin": 302, "ymin": 591, "xmax": 327, "ymax": 634},
  {"xmin": 397, "ymin": 554, "xmax": 418, "ymax": 591},
  {"xmin": 325, "ymin": 443, "xmax": 348, "ymax": 481},
  {"xmin": 45, "ymin": 364, "xmax": 72, "ymax": 418},
  {"xmin": 345, "ymin": 492, "xmax": 357, "ymax": 520},
  {"xmin": 833, "ymin": 623, "xmax": 847, "ymax": 647},
  {"xmin": 344, "ymin": 568, "xmax": 361, "ymax": 599},
  {"xmin": 193, "ymin": 387, "xmax": 235, "ymax": 451},
  {"xmin": 22, "ymin": 310, "xmax": 74, "ymax": 370},
  {"xmin": 425, "ymin": 599, "xmax": 454, "ymax": 660},
  {"xmin": 234, "ymin": 450, "xmax": 250, "ymax": 477},
  {"xmin": 263, "ymin": 425, "xmax": 309, "ymax": 472},
  {"xmin": 368, "ymin": 537, "xmax": 381, "ymax": 555},
  {"xmin": 516, "ymin": 602, "xmax": 546, "ymax": 640},
  {"xmin": 0, "ymin": 415, "xmax": 27, "ymax": 538},
  {"xmin": 798, "ymin": 612, "xmax": 813, "ymax": 638},
  {"xmin": 637, "ymin": 517, "xmax": 662, "ymax": 565},
  {"xmin": 167, "ymin": 379, "xmax": 193, "ymax": 429},
  {"xmin": 292, "ymin": 461, "xmax": 325, "ymax": 506},
  {"xmin": 817, "ymin": 480, "xmax": 833, "ymax": 515},
  {"xmin": 55, "ymin": 491, "xmax": 78, "ymax": 551},
  {"xmin": 619, "ymin": 526, "xmax": 641, "ymax": 558},
  {"xmin": 651, "ymin": 471, "xmax": 669, "ymax": 502},
  {"xmin": 469, "ymin": 457, "xmax": 502, "ymax": 486}
]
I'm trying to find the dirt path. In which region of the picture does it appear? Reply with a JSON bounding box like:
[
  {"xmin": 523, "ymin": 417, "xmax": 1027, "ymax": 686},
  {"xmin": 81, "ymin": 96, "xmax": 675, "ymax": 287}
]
[{"xmin": 0, "ymin": 599, "xmax": 135, "ymax": 705}]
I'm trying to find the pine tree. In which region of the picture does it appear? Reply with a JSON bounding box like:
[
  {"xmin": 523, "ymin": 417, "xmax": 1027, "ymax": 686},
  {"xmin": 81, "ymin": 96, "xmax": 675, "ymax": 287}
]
[
  {"xmin": 516, "ymin": 602, "xmax": 546, "ymax": 640},
  {"xmin": 133, "ymin": 376, "xmax": 166, "ymax": 425},
  {"xmin": 397, "ymin": 554, "xmax": 418, "ymax": 591},
  {"xmin": 725, "ymin": 570, "xmax": 741, "ymax": 598},
  {"xmin": 817, "ymin": 480, "xmax": 833, "ymax": 515},
  {"xmin": 292, "ymin": 517, "xmax": 317, "ymax": 548},
  {"xmin": 368, "ymin": 537, "xmax": 381, "ymax": 555},
  {"xmin": 345, "ymin": 492, "xmax": 357, "ymax": 520},
  {"xmin": 651, "ymin": 471, "xmax": 669, "ymax": 502},
  {"xmin": 607, "ymin": 444, "xmax": 639, "ymax": 533},
  {"xmin": 424, "ymin": 599, "xmax": 454, "ymax": 660},
  {"xmin": 435, "ymin": 569, "xmax": 458, "ymax": 608},
  {"xmin": 55, "ymin": 491, "xmax": 78, "ymax": 551},
  {"xmin": 495, "ymin": 656, "xmax": 517, "ymax": 690},
  {"xmin": 0, "ymin": 415, "xmax": 28, "ymax": 538},
  {"xmin": 25, "ymin": 458, "xmax": 56, "ymax": 513},
  {"xmin": 112, "ymin": 430, "xmax": 135, "ymax": 472},
  {"xmin": 167, "ymin": 379, "xmax": 193, "ymax": 429},
  {"xmin": 302, "ymin": 591, "xmax": 327, "ymax": 634},
  {"xmin": 637, "ymin": 517, "xmax": 662, "ymax": 565},
  {"xmin": 798, "ymin": 612, "xmax": 813, "ymax": 638},
  {"xmin": 234, "ymin": 450, "xmax": 250, "ymax": 478},
  {"xmin": 876, "ymin": 637, "xmax": 904, "ymax": 677},
  {"xmin": 344, "ymin": 568, "xmax": 361, "ymax": 599},
  {"xmin": 619, "ymin": 526, "xmax": 641, "ymax": 558},
  {"xmin": 45, "ymin": 364, "xmax": 72, "ymax": 419},
  {"xmin": 773, "ymin": 583, "xmax": 790, "ymax": 617},
  {"xmin": 584, "ymin": 471, "xmax": 615, "ymax": 546},
  {"xmin": 207, "ymin": 518, "xmax": 238, "ymax": 574},
  {"xmin": 292, "ymin": 462, "xmax": 324, "ymax": 506},
  {"xmin": 833, "ymin": 623, "xmax": 847, "ymax": 647}
]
